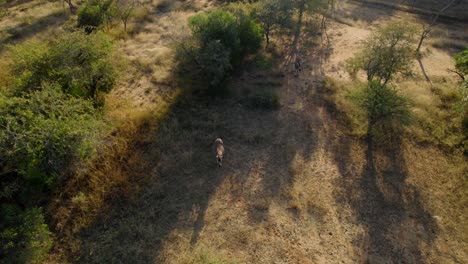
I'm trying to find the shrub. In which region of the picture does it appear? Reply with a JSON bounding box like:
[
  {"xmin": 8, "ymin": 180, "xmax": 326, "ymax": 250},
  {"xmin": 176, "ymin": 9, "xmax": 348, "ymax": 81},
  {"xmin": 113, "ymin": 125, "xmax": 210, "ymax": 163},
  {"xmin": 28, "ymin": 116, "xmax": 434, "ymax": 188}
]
[
  {"xmin": 350, "ymin": 81, "xmax": 412, "ymax": 139},
  {"xmin": 0, "ymin": 207, "xmax": 52, "ymax": 264},
  {"xmin": 188, "ymin": 10, "xmax": 241, "ymax": 64},
  {"xmin": 78, "ymin": 0, "xmax": 115, "ymax": 33},
  {"xmin": 9, "ymin": 31, "xmax": 117, "ymax": 99},
  {"xmin": 198, "ymin": 40, "xmax": 232, "ymax": 89},
  {"xmin": 78, "ymin": 3, "xmax": 104, "ymax": 33},
  {"xmin": 179, "ymin": 9, "xmax": 263, "ymax": 90},
  {"xmin": 0, "ymin": 84, "xmax": 105, "ymax": 192}
]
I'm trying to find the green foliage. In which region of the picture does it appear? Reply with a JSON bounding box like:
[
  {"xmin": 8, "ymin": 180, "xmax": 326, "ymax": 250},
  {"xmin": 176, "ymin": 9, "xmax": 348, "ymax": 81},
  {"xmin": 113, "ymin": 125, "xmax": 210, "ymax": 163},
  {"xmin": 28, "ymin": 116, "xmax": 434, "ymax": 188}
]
[
  {"xmin": 0, "ymin": 207, "xmax": 52, "ymax": 264},
  {"xmin": 347, "ymin": 22, "xmax": 418, "ymax": 85},
  {"xmin": 228, "ymin": 5, "xmax": 263, "ymax": 56},
  {"xmin": 179, "ymin": 9, "xmax": 263, "ymax": 90},
  {"xmin": 188, "ymin": 10, "xmax": 240, "ymax": 63},
  {"xmin": 78, "ymin": 3, "xmax": 103, "ymax": 33},
  {"xmin": 350, "ymin": 81, "xmax": 412, "ymax": 139},
  {"xmin": 254, "ymin": 0, "xmax": 294, "ymax": 44},
  {"xmin": 0, "ymin": 84, "xmax": 105, "ymax": 191},
  {"xmin": 198, "ymin": 40, "xmax": 232, "ymax": 89},
  {"xmin": 9, "ymin": 31, "xmax": 117, "ymax": 99},
  {"xmin": 454, "ymin": 48, "xmax": 468, "ymax": 75},
  {"xmin": 78, "ymin": 0, "xmax": 115, "ymax": 33}
]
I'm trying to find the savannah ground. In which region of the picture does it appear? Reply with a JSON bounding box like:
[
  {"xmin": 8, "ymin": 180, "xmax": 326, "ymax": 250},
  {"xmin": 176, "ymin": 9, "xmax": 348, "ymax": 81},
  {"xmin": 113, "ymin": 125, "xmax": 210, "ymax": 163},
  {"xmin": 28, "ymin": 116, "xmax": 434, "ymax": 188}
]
[{"xmin": 1, "ymin": 0, "xmax": 467, "ymax": 263}]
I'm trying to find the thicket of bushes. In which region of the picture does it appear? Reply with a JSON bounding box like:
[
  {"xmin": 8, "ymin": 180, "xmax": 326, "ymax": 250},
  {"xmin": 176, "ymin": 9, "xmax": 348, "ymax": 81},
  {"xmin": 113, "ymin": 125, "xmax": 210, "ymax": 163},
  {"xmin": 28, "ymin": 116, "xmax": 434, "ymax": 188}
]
[
  {"xmin": 10, "ymin": 31, "xmax": 116, "ymax": 99},
  {"xmin": 0, "ymin": 30, "xmax": 116, "ymax": 263}
]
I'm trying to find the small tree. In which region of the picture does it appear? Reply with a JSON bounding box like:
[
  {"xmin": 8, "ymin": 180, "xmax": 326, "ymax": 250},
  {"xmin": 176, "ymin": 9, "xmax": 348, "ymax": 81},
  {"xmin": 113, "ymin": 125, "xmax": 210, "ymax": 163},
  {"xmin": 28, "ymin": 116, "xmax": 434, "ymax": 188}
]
[
  {"xmin": 255, "ymin": 0, "xmax": 294, "ymax": 46},
  {"xmin": 115, "ymin": 0, "xmax": 138, "ymax": 32},
  {"xmin": 347, "ymin": 22, "xmax": 418, "ymax": 85}
]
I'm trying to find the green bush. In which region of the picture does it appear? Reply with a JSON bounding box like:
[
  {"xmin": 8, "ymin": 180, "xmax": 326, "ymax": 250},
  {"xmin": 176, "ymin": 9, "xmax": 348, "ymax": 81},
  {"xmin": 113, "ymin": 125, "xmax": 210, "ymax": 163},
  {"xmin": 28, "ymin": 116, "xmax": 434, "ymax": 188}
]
[
  {"xmin": 0, "ymin": 84, "xmax": 105, "ymax": 192},
  {"xmin": 179, "ymin": 9, "xmax": 263, "ymax": 90},
  {"xmin": 188, "ymin": 10, "xmax": 241, "ymax": 64},
  {"xmin": 198, "ymin": 40, "xmax": 232, "ymax": 89},
  {"xmin": 78, "ymin": 0, "xmax": 115, "ymax": 33},
  {"xmin": 454, "ymin": 48, "xmax": 468, "ymax": 75},
  {"xmin": 350, "ymin": 81, "xmax": 412, "ymax": 139},
  {"xmin": 228, "ymin": 6, "xmax": 263, "ymax": 58},
  {"xmin": 0, "ymin": 207, "xmax": 52, "ymax": 264},
  {"xmin": 9, "ymin": 31, "xmax": 117, "ymax": 99},
  {"xmin": 78, "ymin": 4, "xmax": 103, "ymax": 33}
]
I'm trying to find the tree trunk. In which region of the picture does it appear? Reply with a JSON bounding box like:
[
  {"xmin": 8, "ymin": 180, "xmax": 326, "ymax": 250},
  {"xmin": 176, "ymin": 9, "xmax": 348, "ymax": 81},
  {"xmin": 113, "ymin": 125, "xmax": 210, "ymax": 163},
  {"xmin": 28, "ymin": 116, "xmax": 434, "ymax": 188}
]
[
  {"xmin": 416, "ymin": 0, "xmax": 459, "ymax": 52},
  {"xmin": 416, "ymin": 30, "xmax": 428, "ymax": 53}
]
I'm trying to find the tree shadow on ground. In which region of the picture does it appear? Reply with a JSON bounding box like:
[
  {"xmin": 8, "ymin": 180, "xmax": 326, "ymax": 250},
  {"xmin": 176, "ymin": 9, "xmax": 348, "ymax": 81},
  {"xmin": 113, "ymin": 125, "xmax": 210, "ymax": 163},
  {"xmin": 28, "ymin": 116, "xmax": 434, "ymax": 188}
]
[
  {"xmin": 72, "ymin": 82, "xmax": 313, "ymax": 262},
  {"xmin": 0, "ymin": 9, "xmax": 69, "ymax": 53},
  {"xmin": 330, "ymin": 129, "xmax": 438, "ymax": 263},
  {"xmin": 71, "ymin": 34, "xmax": 331, "ymax": 264}
]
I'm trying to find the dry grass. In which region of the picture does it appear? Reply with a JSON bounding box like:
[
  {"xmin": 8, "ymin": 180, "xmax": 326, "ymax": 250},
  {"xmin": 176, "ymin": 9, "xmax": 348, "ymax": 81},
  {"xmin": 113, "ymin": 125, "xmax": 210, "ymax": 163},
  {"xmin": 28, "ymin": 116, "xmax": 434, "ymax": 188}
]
[
  {"xmin": 170, "ymin": 244, "xmax": 239, "ymax": 264},
  {"xmin": 320, "ymin": 77, "xmax": 368, "ymax": 136},
  {"xmin": 48, "ymin": 90, "xmax": 180, "ymax": 262}
]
